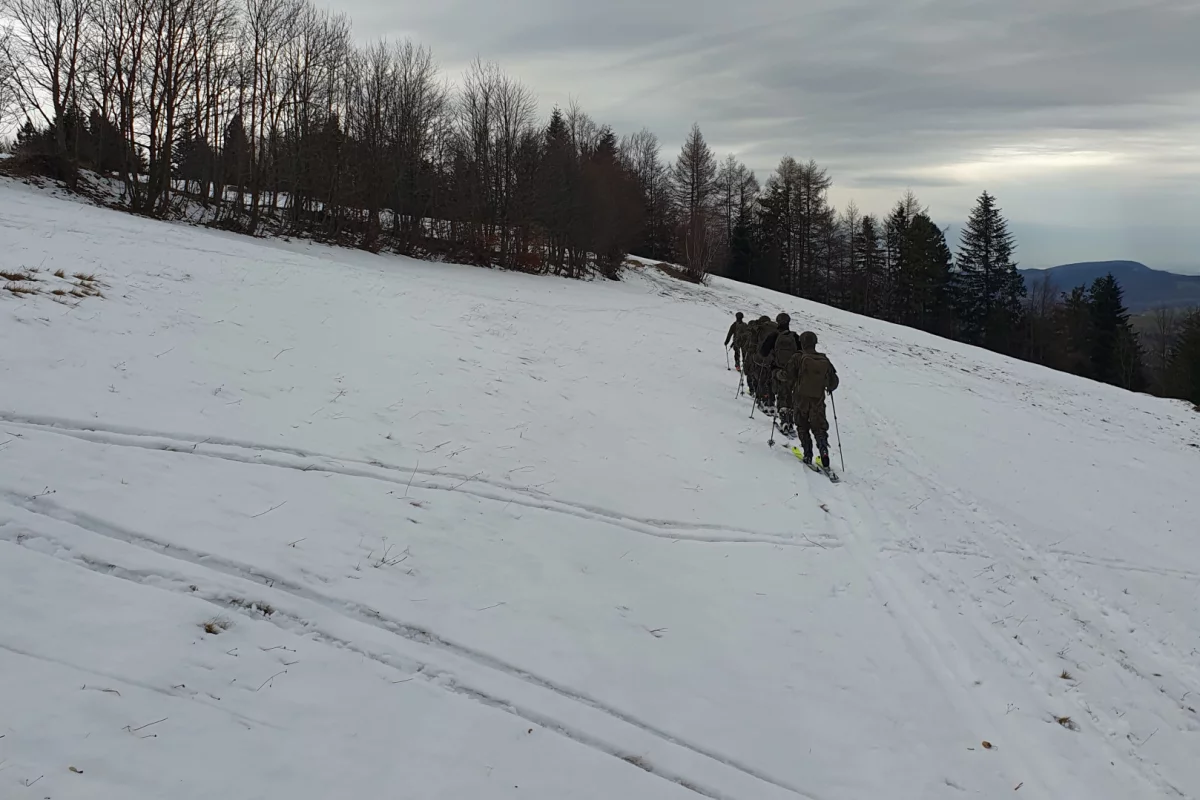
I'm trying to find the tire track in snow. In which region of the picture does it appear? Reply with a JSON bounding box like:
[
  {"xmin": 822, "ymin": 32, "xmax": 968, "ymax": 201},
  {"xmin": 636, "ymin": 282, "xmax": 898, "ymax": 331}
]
[
  {"xmin": 0, "ymin": 492, "xmax": 822, "ymax": 800},
  {"xmin": 0, "ymin": 411, "xmax": 837, "ymax": 550}
]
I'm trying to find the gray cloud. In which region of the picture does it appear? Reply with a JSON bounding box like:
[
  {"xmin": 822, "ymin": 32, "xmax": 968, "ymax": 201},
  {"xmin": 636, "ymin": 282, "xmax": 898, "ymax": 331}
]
[{"xmin": 342, "ymin": 0, "xmax": 1200, "ymax": 269}]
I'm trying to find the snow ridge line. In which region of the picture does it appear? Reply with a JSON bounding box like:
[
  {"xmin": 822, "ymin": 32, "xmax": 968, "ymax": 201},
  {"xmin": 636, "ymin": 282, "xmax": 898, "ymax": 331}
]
[
  {"xmin": 0, "ymin": 492, "xmax": 821, "ymax": 800},
  {"xmin": 0, "ymin": 412, "xmax": 835, "ymax": 550}
]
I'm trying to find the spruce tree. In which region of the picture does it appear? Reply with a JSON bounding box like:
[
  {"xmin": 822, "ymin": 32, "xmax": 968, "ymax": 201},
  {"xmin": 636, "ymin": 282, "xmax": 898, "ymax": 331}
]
[
  {"xmin": 1057, "ymin": 285, "xmax": 1093, "ymax": 377},
  {"xmin": 902, "ymin": 213, "xmax": 953, "ymax": 333},
  {"xmin": 537, "ymin": 108, "xmax": 581, "ymax": 276},
  {"xmin": 1167, "ymin": 309, "xmax": 1200, "ymax": 406},
  {"xmin": 1087, "ymin": 273, "xmax": 1145, "ymax": 389},
  {"xmin": 727, "ymin": 206, "xmax": 754, "ymax": 284},
  {"xmin": 954, "ymin": 191, "xmax": 1025, "ymax": 352},
  {"xmin": 853, "ymin": 215, "xmax": 884, "ymax": 317}
]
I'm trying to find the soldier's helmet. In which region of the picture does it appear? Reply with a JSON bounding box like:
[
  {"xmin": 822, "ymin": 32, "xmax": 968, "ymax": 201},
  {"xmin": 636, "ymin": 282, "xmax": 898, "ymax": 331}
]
[
  {"xmin": 800, "ymin": 331, "xmax": 818, "ymax": 350},
  {"xmin": 735, "ymin": 312, "xmax": 744, "ymax": 320},
  {"xmin": 776, "ymin": 312, "xmax": 791, "ymax": 327}
]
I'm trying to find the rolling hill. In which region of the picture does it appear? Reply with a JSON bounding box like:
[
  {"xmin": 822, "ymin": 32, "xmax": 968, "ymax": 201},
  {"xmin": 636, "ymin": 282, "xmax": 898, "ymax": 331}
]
[
  {"xmin": 1021, "ymin": 260, "xmax": 1200, "ymax": 311},
  {"xmin": 2, "ymin": 180, "xmax": 1199, "ymax": 799}
]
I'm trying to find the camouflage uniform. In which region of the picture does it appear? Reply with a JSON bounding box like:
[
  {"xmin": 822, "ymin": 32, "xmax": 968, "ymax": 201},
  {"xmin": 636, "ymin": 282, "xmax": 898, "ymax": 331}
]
[
  {"xmin": 743, "ymin": 318, "xmax": 764, "ymax": 396},
  {"xmin": 751, "ymin": 316, "xmax": 778, "ymax": 407},
  {"xmin": 759, "ymin": 313, "xmax": 802, "ymax": 423},
  {"xmin": 724, "ymin": 313, "xmax": 747, "ymax": 370},
  {"xmin": 782, "ymin": 330, "xmax": 840, "ymax": 464}
]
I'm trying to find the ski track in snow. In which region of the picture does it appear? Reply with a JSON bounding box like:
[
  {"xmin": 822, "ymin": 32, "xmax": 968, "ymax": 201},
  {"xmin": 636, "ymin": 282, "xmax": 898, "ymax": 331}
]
[
  {"xmin": 3, "ymin": 182, "xmax": 1199, "ymax": 799},
  {"xmin": 831, "ymin": 376, "xmax": 1198, "ymax": 797},
  {"xmin": 0, "ymin": 492, "xmax": 813, "ymax": 800},
  {"xmin": 0, "ymin": 411, "xmax": 835, "ymax": 550}
]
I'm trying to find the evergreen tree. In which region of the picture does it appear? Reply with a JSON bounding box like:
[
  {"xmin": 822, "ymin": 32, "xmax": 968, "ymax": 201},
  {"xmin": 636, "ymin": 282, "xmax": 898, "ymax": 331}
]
[
  {"xmin": 954, "ymin": 191, "xmax": 1025, "ymax": 352},
  {"xmin": 1167, "ymin": 309, "xmax": 1200, "ymax": 406},
  {"xmin": 1057, "ymin": 285, "xmax": 1093, "ymax": 377},
  {"xmin": 582, "ymin": 126, "xmax": 642, "ymax": 278},
  {"xmin": 173, "ymin": 117, "xmax": 210, "ymax": 192},
  {"xmin": 901, "ymin": 213, "xmax": 954, "ymax": 333},
  {"xmin": 852, "ymin": 214, "xmax": 884, "ymax": 316},
  {"xmin": 536, "ymin": 108, "xmax": 582, "ymax": 276},
  {"xmin": 727, "ymin": 205, "xmax": 754, "ymax": 284},
  {"xmin": 883, "ymin": 191, "xmax": 922, "ymax": 322},
  {"xmin": 1087, "ymin": 273, "xmax": 1145, "ymax": 390}
]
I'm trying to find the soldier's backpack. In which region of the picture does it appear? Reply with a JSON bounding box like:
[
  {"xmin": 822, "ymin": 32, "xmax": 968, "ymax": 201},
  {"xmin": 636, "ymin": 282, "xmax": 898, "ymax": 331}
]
[
  {"xmin": 795, "ymin": 352, "xmax": 837, "ymax": 397},
  {"xmin": 773, "ymin": 330, "xmax": 801, "ymax": 368}
]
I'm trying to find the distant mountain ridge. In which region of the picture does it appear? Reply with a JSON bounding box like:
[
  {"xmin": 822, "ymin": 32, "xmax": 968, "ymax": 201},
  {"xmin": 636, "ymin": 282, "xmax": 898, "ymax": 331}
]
[{"xmin": 1020, "ymin": 261, "xmax": 1200, "ymax": 312}]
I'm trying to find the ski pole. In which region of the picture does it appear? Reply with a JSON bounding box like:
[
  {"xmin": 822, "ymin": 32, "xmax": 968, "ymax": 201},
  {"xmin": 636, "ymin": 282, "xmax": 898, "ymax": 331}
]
[
  {"xmin": 768, "ymin": 417, "xmax": 777, "ymax": 448},
  {"xmin": 830, "ymin": 391, "xmax": 845, "ymax": 472},
  {"xmin": 725, "ymin": 346, "xmax": 731, "ymax": 371},
  {"xmin": 735, "ymin": 372, "xmax": 744, "ymax": 398}
]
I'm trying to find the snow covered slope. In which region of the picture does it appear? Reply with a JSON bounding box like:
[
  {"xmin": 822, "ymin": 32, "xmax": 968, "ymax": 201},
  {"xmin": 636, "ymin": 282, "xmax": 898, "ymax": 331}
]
[{"xmin": 1, "ymin": 180, "xmax": 1198, "ymax": 800}]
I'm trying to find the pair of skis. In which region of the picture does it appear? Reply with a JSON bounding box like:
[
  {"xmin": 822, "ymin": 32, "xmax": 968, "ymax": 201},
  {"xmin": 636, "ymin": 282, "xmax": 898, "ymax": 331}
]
[
  {"xmin": 790, "ymin": 445, "xmax": 841, "ymax": 483},
  {"xmin": 767, "ymin": 418, "xmax": 840, "ymax": 482}
]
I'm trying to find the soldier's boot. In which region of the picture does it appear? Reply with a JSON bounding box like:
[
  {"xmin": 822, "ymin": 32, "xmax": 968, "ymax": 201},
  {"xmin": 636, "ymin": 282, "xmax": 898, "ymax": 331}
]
[
  {"xmin": 815, "ymin": 433, "xmax": 831, "ymax": 468},
  {"xmin": 779, "ymin": 408, "xmax": 796, "ymax": 438},
  {"xmin": 798, "ymin": 433, "xmax": 814, "ymax": 465}
]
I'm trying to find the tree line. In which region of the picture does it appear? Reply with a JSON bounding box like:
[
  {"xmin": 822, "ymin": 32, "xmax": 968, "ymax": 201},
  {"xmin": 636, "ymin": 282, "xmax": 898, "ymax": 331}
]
[{"xmin": 1, "ymin": 0, "xmax": 1197, "ymax": 406}]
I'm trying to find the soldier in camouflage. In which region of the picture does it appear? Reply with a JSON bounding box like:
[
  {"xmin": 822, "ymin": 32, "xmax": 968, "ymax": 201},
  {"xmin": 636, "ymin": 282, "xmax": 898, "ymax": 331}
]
[
  {"xmin": 782, "ymin": 330, "xmax": 840, "ymax": 466},
  {"xmin": 759, "ymin": 313, "xmax": 802, "ymax": 433},
  {"xmin": 724, "ymin": 312, "xmax": 748, "ymax": 371}
]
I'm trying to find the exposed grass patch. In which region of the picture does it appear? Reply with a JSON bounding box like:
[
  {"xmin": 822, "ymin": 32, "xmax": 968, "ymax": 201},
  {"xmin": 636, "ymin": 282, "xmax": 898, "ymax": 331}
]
[
  {"xmin": 202, "ymin": 616, "xmax": 233, "ymax": 635},
  {"xmin": 0, "ymin": 269, "xmax": 38, "ymax": 282},
  {"xmin": 654, "ymin": 262, "xmax": 706, "ymax": 285},
  {"xmin": 228, "ymin": 597, "xmax": 276, "ymax": 617}
]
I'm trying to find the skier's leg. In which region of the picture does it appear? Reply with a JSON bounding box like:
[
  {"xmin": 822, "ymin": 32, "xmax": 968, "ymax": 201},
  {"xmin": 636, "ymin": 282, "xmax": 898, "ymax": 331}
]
[
  {"xmin": 773, "ymin": 371, "xmax": 793, "ymax": 435},
  {"xmin": 796, "ymin": 398, "xmax": 815, "ymax": 461},
  {"xmin": 812, "ymin": 400, "xmax": 831, "ymax": 465}
]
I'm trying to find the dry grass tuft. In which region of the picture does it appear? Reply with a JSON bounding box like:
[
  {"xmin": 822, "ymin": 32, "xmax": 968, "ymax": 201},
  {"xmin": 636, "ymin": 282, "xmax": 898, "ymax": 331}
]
[{"xmin": 1, "ymin": 270, "xmax": 38, "ymax": 282}]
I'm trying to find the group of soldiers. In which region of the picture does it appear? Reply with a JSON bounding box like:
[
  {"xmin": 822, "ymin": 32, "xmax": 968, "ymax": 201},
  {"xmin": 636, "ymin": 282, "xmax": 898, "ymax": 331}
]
[{"xmin": 724, "ymin": 311, "xmax": 840, "ymax": 468}]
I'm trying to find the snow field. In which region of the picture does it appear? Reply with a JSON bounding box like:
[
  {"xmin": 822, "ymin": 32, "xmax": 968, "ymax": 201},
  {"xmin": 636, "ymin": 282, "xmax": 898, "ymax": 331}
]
[{"xmin": 1, "ymin": 179, "xmax": 1198, "ymax": 799}]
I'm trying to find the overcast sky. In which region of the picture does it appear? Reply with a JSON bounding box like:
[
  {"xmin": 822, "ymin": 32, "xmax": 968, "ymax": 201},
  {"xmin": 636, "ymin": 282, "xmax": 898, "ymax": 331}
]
[{"xmin": 340, "ymin": 0, "xmax": 1199, "ymax": 271}]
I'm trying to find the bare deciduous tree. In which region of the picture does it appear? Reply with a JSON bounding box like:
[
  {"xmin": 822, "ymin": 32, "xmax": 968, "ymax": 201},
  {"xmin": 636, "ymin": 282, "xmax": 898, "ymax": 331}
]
[{"xmin": 3, "ymin": 0, "xmax": 92, "ymax": 159}]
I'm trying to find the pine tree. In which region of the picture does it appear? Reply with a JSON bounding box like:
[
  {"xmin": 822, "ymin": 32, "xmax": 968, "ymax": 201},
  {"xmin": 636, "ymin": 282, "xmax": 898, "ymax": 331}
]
[
  {"xmin": 1087, "ymin": 273, "xmax": 1144, "ymax": 389},
  {"xmin": 901, "ymin": 213, "xmax": 953, "ymax": 333},
  {"xmin": 954, "ymin": 191, "xmax": 1025, "ymax": 352},
  {"xmin": 853, "ymin": 215, "xmax": 884, "ymax": 316},
  {"xmin": 1057, "ymin": 285, "xmax": 1093, "ymax": 377},
  {"xmin": 727, "ymin": 205, "xmax": 754, "ymax": 284},
  {"xmin": 883, "ymin": 191, "xmax": 922, "ymax": 322},
  {"xmin": 537, "ymin": 108, "xmax": 581, "ymax": 276},
  {"xmin": 1167, "ymin": 309, "xmax": 1200, "ymax": 406}
]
